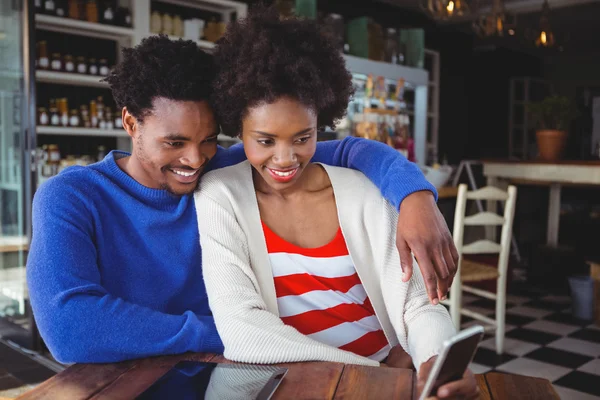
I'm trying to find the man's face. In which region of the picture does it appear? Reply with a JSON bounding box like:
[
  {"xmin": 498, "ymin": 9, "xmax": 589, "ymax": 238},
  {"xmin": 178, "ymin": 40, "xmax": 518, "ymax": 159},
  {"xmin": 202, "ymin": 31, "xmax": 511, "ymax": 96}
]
[{"xmin": 125, "ymin": 98, "xmax": 219, "ymax": 196}]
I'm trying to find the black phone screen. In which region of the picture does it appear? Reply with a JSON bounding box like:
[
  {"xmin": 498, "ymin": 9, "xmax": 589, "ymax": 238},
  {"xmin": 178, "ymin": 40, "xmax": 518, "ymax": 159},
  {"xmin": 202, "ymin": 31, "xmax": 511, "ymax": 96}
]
[
  {"xmin": 431, "ymin": 332, "xmax": 482, "ymax": 393},
  {"xmin": 136, "ymin": 361, "xmax": 287, "ymax": 400}
]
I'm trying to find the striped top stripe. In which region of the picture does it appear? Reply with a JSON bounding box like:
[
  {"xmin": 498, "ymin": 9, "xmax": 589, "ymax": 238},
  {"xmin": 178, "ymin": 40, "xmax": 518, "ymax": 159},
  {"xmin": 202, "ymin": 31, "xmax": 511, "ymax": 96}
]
[{"xmin": 262, "ymin": 222, "xmax": 390, "ymax": 361}]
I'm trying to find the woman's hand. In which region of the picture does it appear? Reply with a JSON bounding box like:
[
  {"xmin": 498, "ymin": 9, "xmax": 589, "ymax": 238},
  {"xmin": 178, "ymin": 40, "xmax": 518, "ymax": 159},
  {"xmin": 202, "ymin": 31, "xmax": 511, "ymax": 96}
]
[
  {"xmin": 384, "ymin": 345, "xmax": 414, "ymax": 369},
  {"xmin": 417, "ymin": 356, "xmax": 480, "ymax": 399},
  {"xmin": 396, "ymin": 191, "xmax": 459, "ymax": 304}
]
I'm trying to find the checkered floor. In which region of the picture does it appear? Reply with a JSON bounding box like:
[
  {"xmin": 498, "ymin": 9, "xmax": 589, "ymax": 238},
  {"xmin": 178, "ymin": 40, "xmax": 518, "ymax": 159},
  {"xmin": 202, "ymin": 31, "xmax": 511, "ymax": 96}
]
[{"xmin": 458, "ymin": 288, "xmax": 600, "ymax": 400}]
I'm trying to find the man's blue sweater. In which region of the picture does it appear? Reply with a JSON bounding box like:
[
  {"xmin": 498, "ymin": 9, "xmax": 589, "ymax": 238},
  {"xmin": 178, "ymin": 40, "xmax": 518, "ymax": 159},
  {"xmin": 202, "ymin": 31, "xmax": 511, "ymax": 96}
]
[{"xmin": 26, "ymin": 138, "xmax": 436, "ymax": 363}]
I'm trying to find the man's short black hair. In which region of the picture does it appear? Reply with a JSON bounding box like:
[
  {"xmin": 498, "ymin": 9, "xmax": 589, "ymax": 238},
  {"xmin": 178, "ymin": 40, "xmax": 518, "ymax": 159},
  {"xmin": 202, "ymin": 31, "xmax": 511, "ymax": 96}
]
[
  {"xmin": 211, "ymin": 6, "xmax": 354, "ymax": 137},
  {"xmin": 103, "ymin": 35, "xmax": 215, "ymax": 122}
]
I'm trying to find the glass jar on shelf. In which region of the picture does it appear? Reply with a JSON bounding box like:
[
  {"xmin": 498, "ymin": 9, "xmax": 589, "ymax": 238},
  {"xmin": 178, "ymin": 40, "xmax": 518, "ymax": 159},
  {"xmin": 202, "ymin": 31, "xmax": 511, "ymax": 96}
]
[
  {"xmin": 88, "ymin": 58, "xmax": 98, "ymax": 75},
  {"xmin": 69, "ymin": 109, "xmax": 80, "ymax": 127},
  {"xmin": 43, "ymin": 0, "xmax": 56, "ymax": 15},
  {"xmin": 76, "ymin": 56, "xmax": 87, "ymax": 74},
  {"xmin": 49, "ymin": 107, "xmax": 60, "ymax": 126},
  {"xmin": 50, "ymin": 53, "xmax": 63, "ymax": 71},
  {"xmin": 64, "ymin": 54, "xmax": 75, "ymax": 73}
]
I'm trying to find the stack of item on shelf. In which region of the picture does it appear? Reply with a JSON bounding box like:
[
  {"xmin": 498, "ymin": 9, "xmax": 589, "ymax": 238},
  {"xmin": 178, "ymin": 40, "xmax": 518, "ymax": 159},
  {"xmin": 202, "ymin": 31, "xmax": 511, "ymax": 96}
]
[
  {"xmin": 150, "ymin": 11, "xmax": 226, "ymax": 42},
  {"xmin": 349, "ymin": 75, "xmax": 415, "ymax": 162},
  {"xmin": 38, "ymin": 96, "xmax": 121, "ymax": 130},
  {"xmin": 35, "ymin": 144, "xmax": 108, "ymax": 186},
  {"xmin": 36, "ymin": 41, "xmax": 114, "ymax": 76},
  {"xmin": 272, "ymin": 0, "xmax": 424, "ymax": 67},
  {"xmin": 35, "ymin": 0, "xmax": 132, "ymax": 27}
]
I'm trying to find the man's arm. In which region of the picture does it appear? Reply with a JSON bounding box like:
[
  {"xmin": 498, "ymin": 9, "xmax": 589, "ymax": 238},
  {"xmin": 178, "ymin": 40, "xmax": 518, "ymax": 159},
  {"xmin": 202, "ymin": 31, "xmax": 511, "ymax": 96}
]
[
  {"xmin": 207, "ymin": 137, "xmax": 458, "ymax": 304},
  {"xmin": 26, "ymin": 180, "xmax": 223, "ymax": 364},
  {"xmin": 208, "ymin": 137, "xmax": 436, "ymax": 209}
]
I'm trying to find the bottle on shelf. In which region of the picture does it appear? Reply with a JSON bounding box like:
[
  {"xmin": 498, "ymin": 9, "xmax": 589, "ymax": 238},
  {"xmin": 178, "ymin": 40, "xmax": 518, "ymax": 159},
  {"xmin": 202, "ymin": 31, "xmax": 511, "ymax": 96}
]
[
  {"xmin": 151, "ymin": 11, "xmax": 162, "ymax": 33},
  {"xmin": 38, "ymin": 108, "xmax": 49, "ymax": 126},
  {"xmin": 64, "ymin": 54, "xmax": 75, "ymax": 73},
  {"xmin": 76, "ymin": 56, "xmax": 87, "ymax": 74},
  {"xmin": 97, "ymin": 145, "xmax": 107, "ymax": 161},
  {"xmin": 58, "ymin": 98, "xmax": 69, "ymax": 126},
  {"xmin": 69, "ymin": 109, "xmax": 80, "ymax": 127},
  {"xmin": 173, "ymin": 15, "xmax": 184, "ymax": 37},
  {"xmin": 47, "ymin": 144, "xmax": 61, "ymax": 176},
  {"xmin": 43, "ymin": 0, "xmax": 56, "ymax": 15},
  {"xmin": 85, "ymin": 0, "xmax": 98, "ymax": 23},
  {"xmin": 88, "ymin": 58, "xmax": 98, "ymax": 75},
  {"xmin": 68, "ymin": 0, "xmax": 82, "ymax": 19},
  {"xmin": 105, "ymin": 107, "xmax": 113, "ymax": 129},
  {"xmin": 51, "ymin": 53, "xmax": 63, "ymax": 71},
  {"xmin": 80, "ymin": 105, "xmax": 91, "ymax": 127},
  {"xmin": 49, "ymin": 105, "xmax": 60, "ymax": 126},
  {"xmin": 101, "ymin": 0, "xmax": 115, "ymax": 25},
  {"xmin": 55, "ymin": 0, "xmax": 66, "ymax": 17},
  {"xmin": 96, "ymin": 96, "xmax": 105, "ymax": 128},
  {"xmin": 162, "ymin": 13, "xmax": 173, "ymax": 35},
  {"xmin": 37, "ymin": 41, "xmax": 50, "ymax": 70},
  {"xmin": 99, "ymin": 59, "xmax": 109, "ymax": 76},
  {"xmin": 90, "ymin": 100, "xmax": 98, "ymax": 128},
  {"xmin": 114, "ymin": 109, "xmax": 122, "ymax": 129}
]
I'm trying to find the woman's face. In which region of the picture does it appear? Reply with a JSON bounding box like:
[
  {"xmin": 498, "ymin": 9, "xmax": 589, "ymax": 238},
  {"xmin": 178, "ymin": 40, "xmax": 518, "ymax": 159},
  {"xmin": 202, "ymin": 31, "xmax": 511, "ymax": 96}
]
[{"xmin": 241, "ymin": 97, "xmax": 318, "ymax": 192}]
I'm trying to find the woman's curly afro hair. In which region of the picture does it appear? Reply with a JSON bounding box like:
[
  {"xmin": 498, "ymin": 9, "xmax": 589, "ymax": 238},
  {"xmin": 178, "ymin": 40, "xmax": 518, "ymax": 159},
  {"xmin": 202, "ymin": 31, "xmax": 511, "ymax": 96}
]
[
  {"xmin": 103, "ymin": 35, "xmax": 215, "ymax": 122},
  {"xmin": 211, "ymin": 6, "xmax": 354, "ymax": 137}
]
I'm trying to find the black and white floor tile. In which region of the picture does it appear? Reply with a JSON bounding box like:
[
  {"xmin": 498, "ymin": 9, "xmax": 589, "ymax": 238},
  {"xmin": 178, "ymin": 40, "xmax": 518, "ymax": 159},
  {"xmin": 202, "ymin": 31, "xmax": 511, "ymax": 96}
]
[{"xmin": 459, "ymin": 291, "xmax": 600, "ymax": 399}]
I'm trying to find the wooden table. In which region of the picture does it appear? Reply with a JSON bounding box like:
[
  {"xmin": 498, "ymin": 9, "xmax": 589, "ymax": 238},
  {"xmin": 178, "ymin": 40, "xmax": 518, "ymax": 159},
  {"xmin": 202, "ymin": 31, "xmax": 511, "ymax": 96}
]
[
  {"xmin": 482, "ymin": 159, "xmax": 600, "ymax": 246},
  {"xmin": 16, "ymin": 353, "xmax": 559, "ymax": 400}
]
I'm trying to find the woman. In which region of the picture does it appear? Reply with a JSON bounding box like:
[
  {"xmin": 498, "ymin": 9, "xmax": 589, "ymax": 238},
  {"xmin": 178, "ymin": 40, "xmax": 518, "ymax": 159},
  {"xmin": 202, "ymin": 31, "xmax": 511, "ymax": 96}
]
[{"xmin": 195, "ymin": 8, "xmax": 478, "ymax": 399}]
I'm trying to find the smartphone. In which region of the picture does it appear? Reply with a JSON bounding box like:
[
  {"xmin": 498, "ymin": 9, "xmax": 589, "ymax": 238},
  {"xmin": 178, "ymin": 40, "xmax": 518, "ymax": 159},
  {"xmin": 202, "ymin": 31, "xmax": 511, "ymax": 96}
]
[{"xmin": 418, "ymin": 325, "xmax": 485, "ymax": 400}]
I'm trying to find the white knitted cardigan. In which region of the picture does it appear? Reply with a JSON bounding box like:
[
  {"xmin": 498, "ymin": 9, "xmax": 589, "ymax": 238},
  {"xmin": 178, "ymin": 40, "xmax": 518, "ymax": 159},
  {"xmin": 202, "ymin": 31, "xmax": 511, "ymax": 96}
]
[{"xmin": 194, "ymin": 161, "xmax": 455, "ymax": 370}]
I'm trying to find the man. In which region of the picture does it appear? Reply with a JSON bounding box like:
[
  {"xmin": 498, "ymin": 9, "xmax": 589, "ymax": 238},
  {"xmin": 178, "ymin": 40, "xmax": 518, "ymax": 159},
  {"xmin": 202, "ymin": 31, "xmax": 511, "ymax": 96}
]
[{"xmin": 27, "ymin": 36, "xmax": 457, "ymax": 364}]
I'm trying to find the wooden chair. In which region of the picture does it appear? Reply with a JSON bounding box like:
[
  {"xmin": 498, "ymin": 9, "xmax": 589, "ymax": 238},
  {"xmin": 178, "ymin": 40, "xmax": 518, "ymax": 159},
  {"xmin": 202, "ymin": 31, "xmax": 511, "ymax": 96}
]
[{"xmin": 444, "ymin": 183, "xmax": 517, "ymax": 354}]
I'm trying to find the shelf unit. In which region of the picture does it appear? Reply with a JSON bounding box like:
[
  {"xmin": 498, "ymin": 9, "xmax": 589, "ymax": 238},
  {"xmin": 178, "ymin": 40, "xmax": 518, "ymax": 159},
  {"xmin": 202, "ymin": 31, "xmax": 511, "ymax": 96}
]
[
  {"xmin": 35, "ymin": 14, "xmax": 135, "ymax": 40},
  {"xmin": 36, "ymin": 71, "xmax": 109, "ymax": 88},
  {"xmin": 37, "ymin": 126, "xmax": 128, "ymax": 137}
]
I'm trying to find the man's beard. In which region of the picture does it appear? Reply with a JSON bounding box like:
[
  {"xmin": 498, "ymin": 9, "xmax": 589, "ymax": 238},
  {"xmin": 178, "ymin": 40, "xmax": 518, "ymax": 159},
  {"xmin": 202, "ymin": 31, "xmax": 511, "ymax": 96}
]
[{"xmin": 159, "ymin": 178, "xmax": 200, "ymax": 196}]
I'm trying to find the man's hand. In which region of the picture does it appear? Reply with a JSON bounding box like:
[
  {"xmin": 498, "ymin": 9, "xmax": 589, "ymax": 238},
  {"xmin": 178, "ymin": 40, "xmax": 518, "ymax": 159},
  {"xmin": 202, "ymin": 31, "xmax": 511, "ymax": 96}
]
[
  {"xmin": 397, "ymin": 190, "xmax": 459, "ymax": 304},
  {"xmin": 417, "ymin": 356, "xmax": 479, "ymax": 400}
]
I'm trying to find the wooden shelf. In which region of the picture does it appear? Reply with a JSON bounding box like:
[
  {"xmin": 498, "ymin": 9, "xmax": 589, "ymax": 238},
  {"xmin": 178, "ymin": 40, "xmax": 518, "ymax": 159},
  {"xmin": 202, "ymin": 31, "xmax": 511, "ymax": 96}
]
[
  {"xmin": 37, "ymin": 126, "xmax": 128, "ymax": 137},
  {"xmin": 36, "ymin": 70, "xmax": 109, "ymax": 88},
  {"xmin": 35, "ymin": 14, "xmax": 134, "ymax": 40}
]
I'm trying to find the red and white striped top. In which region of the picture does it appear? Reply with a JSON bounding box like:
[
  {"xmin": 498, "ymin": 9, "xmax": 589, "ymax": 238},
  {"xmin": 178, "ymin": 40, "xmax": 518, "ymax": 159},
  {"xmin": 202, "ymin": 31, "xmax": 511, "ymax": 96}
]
[{"xmin": 262, "ymin": 221, "xmax": 391, "ymax": 361}]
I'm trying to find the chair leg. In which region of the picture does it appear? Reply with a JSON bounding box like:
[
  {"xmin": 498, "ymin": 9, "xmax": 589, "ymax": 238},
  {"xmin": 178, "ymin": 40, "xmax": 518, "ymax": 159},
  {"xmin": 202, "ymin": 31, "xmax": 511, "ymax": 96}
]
[
  {"xmin": 450, "ymin": 275, "xmax": 462, "ymax": 331},
  {"xmin": 495, "ymin": 283, "xmax": 506, "ymax": 355}
]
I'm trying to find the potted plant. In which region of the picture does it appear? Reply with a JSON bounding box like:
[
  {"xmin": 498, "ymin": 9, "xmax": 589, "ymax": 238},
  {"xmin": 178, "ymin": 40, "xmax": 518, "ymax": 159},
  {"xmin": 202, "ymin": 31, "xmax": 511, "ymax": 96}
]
[{"xmin": 528, "ymin": 95, "xmax": 579, "ymax": 161}]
